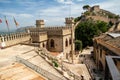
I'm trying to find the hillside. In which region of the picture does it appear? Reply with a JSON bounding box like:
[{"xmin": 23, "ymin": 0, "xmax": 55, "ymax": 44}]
[
  {"xmin": 16, "ymin": 26, "xmax": 35, "ymax": 32},
  {"xmin": 75, "ymin": 5, "xmax": 119, "ymax": 24},
  {"xmin": 74, "ymin": 5, "xmax": 120, "ymax": 48}
]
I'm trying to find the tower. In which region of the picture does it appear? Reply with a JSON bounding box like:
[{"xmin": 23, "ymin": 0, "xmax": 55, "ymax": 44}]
[
  {"xmin": 36, "ymin": 20, "xmax": 45, "ymax": 28},
  {"xmin": 65, "ymin": 17, "xmax": 74, "ymax": 27}
]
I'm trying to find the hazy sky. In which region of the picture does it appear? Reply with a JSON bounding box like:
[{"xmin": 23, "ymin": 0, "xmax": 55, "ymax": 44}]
[{"xmin": 0, "ymin": 0, "xmax": 120, "ymax": 31}]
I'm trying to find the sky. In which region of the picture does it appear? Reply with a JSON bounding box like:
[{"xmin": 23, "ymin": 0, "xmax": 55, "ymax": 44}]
[{"xmin": 0, "ymin": 0, "xmax": 120, "ymax": 31}]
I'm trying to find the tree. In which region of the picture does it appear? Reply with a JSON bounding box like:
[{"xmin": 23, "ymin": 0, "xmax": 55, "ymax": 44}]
[
  {"xmin": 109, "ymin": 21, "xmax": 114, "ymax": 26},
  {"xmin": 84, "ymin": 11, "xmax": 90, "ymax": 16},
  {"xmin": 75, "ymin": 19, "xmax": 108, "ymax": 48},
  {"xmin": 96, "ymin": 21, "xmax": 108, "ymax": 33},
  {"xmin": 115, "ymin": 15, "xmax": 120, "ymax": 19},
  {"xmin": 74, "ymin": 16, "xmax": 82, "ymax": 22},
  {"xmin": 75, "ymin": 40, "xmax": 82, "ymax": 51},
  {"xmin": 83, "ymin": 5, "xmax": 90, "ymax": 11}
]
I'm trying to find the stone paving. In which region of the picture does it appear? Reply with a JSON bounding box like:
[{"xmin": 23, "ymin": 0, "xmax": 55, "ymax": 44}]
[
  {"xmin": 63, "ymin": 62, "xmax": 91, "ymax": 80},
  {"xmin": 0, "ymin": 45, "xmax": 46, "ymax": 80},
  {"xmin": 0, "ymin": 44, "xmax": 34, "ymax": 66},
  {"xmin": 0, "ymin": 63, "xmax": 45, "ymax": 80},
  {"xmin": 79, "ymin": 47, "xmax": 104, "ymax": 80}
]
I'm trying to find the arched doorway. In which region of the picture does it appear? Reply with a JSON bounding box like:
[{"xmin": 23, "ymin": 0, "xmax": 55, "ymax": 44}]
[
  {"xmin": 69, "ymin": 38, "xmax": 72, "ymax": 45},
  {"xmin": 42, "ymin": 43, "xmax": 45, "ymax": 48},
  {"xmin": 50, "ymin": 39, "xmax": 55, "ymax": 48},
  {"xmin": 65, "ymin": 39, "xmax": 68, "ymax": 47}
]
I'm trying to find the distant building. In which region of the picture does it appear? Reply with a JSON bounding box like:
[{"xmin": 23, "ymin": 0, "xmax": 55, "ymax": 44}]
[
  {"xmin": 90, "ymin": 5, "xmax": 100, "ymax": 13},
  {"xmin": 84, "ymin": 5, "xmax": 119, "ymax": 24}
]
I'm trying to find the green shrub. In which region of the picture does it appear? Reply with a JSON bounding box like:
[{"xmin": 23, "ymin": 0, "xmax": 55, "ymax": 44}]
[{"xmin": 52, "ymin": 61, "xmax": 58, "ymax": 67}]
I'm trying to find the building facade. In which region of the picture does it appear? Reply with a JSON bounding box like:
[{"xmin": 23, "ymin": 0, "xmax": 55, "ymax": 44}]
[
  {"xmin": 28, "ymin": 17, "xmax": 75, "ymax": 59},
  {"xmin": 93, "ymin": 32, "xmax": 120, "ymax": 72}
]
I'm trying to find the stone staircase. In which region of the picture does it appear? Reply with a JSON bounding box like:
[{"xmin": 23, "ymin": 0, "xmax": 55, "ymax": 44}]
[{"xmin": 17, "ymin": 51, "xmax": 67, "ymax": 80}]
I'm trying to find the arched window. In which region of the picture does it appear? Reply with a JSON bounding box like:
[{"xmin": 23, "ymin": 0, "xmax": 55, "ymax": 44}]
[
  {"xmin": 50, "ymin": 39, "xmax": 54, "ymax": 48},
  {"xmin": 42, "ymin": 43, "xmax": 45, "ymax": 48},
  {"xmin": 69, "ymin": 38, "xmax": 72, "ymax": 45},
  {"xmin": 65, "ymin": 39, "xmax": 68, "ymax": 47}
]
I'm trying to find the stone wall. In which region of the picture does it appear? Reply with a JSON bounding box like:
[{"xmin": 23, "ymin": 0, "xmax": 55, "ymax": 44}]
[
  {"xmin": 87, "ymin": 16, "xmax": 109, "ymax": 23},
  {"xmin": 0, "ymin": 33, "xmax": 30, "ymax": 48},
  {"xmin": 86, "ymin": 15, "xmax": 117, "ymax": 23},
  {"xmin": 30, "ymin": 32, "xmax": 47, "ymax": 42},
  {"xmin": 48, "ymin": 37, "xmax": 63, "ymax": 52},
  {"xmin": 28, "ymin": 26, "xmax": 71, "ymax": 32},
  {"xmin": 62, "ymin": 29, "xmax": 71, "ymax": 36},
  {"xmin": 63, "ymin": 35, "xmax": 72, "ymax": 59}
]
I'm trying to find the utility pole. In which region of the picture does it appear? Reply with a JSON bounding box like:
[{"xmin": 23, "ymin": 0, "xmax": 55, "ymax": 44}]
[
  {"xmin": 69, "ymin": 1, "xmax": 71, "ymax": 18},
  {"xmin": 71, "ymin": 20, "xmax": 74, "ymax": 63},
  {"xmin": 68, "ymin": 0, "xmax": 74, "ymax": 63}
]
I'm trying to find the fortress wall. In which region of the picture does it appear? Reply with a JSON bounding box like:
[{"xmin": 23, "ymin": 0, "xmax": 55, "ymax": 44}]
[
  {"xmin": 28, "ymin": 26, "xmax": 71, "ymax": 32},
  {"xmin": 48, "ymin": 37, "xmax": 63, "ymax": 52},
  {"xmin": 30, "ymin": 32, "xmax": 47, "ymax": 35},
  {"xmin": 30, "ymin": 32, "xmax": 39, "ymax": 42},
  {"xmin": 87, "ymin": 16, "xmax": 110, "ymax": 23},
  {"xmin": 29, "ymin": 26, "xmax": 72, "ymax": 36},
  {"xmin": 47, "ymin": 30, "xmax": 62, "ymax": 36},
  {"xmin": 0, "ymin": 33, "xmax": 30, "ymax": 48},
  {"xmin": 43, "ymin": 26, "xmax": 71, "ymax": 30},
  {"xmin": 62, "ymin": 29, "xmax": 71, "ymax": 35},
  {"xmin": 30, "ymin": 32, "xmax": 47, "ymax": 42},
  {"xmin": 39, "ymin": 34, "xmax": 47, "ymax": 42}
]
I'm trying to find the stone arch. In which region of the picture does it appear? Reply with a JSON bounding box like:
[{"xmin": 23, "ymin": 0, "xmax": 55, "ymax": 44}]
[
  {"xmin": 65, "ymin": 39, "xmax": 68, "ymax": 47},
  {"xmin": 50, "ymin": 39, "xmax": 55, "ymax": 48}
]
